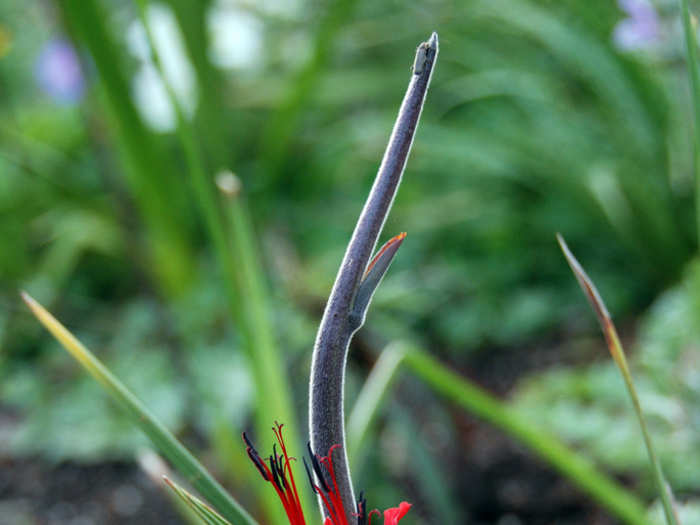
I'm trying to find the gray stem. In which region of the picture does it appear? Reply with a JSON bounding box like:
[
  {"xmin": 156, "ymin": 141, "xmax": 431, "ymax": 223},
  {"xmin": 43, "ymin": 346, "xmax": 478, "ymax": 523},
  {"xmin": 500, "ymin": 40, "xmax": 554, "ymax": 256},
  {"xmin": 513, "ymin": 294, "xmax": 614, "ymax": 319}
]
[{"xmin": 308, "ymin": 32, "xmax": 438, "ymax": 522}]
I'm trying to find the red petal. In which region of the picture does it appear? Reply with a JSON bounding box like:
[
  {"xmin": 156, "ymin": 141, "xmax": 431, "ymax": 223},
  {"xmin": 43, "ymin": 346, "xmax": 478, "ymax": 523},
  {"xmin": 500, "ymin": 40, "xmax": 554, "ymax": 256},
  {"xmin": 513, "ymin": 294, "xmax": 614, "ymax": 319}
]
[
  {"xmin": 383, "ymin": 502, "xmax": 412, "ymax": 525},
  {"xmin": 324, "ymin": 519, "xmax": 333, "ymax": 525}
]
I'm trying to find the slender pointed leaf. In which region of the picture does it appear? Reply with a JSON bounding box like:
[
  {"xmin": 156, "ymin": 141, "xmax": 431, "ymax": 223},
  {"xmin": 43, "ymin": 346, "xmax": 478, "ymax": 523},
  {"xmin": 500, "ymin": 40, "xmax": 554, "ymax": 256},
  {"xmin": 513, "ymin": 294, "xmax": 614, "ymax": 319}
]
[
  {"xmin": 55, "ymin": 0, "xmax": 195, "ymax": 298},
  {"xmin": 138, "ymin": 450, "xmax": 205, "ymax": 525},
  {"xmin": 557, "ymin": 234, "xmax": 679, "ymax": 525},
  {"xmin": 21, "ymin": 292, "xmax": 258, "ymax": 525},
  {"xmin": 349, "ymin": 232, "xmax": 407, "ymax": 330},
  {"xmin": 134, "ymin": 6, "xmax": 308, "ymax": 520},
  {"xmin": 347, "ymin": 342, "xmax": 406, "ymax": 463},
  {"xmin": 163, "ymin": 477, "xmax": 233, "ymax": 525},
  {"xmin": 398, "ymin": 342, "xmax": 653, "ymax": 525},
  {"xmin": 679, "ymin": 0, "xmax": 700, "ymax": 245},
  {"xmin": 347, "ymin": 338, "xmax": 652, "ymax": 525},
  {"xmin": 555, "ymin": 234, "xmax": 624, "ymax": 369}
]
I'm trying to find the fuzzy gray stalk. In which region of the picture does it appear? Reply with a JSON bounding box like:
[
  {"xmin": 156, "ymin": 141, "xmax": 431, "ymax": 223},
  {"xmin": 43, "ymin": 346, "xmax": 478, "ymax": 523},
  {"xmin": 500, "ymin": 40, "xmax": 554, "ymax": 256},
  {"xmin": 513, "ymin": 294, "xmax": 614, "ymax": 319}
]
[{"xmin": 308, "ymin": 32, "xmax": 438, "ymax": 522}]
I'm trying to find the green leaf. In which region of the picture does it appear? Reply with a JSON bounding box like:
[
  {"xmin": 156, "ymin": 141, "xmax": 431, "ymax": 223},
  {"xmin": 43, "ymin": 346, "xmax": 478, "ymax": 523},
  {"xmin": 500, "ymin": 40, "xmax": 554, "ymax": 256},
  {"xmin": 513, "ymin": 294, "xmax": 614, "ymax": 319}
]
[
  {"xmin": 400, "ymin": 342, "xmax": 653, "ymax": 525},
  {"xmin": 163, "ymin": 477, "xmax": 234, "ymax": 525},
  {"xmin": 679, "ymin": 0, "xmax": 700, "ymax": 245},
  {"xmin": 348, "ymin": 338, "xmax": 653, "ymax": 525},
  {"xmin": 347, "ymin": 342, "xmax": 406, "ymax": 463},
  {"xmin": 557, "ymin": 234, "xmax": 680, "ymax": 525},
  {"xmin": 22, "ymin": 292, "xmax": 258, "ymax": 525},
  {"xmin": 350, "ymin": 233, "xmax": 407, "ymax": 331},
  {"xmin": 133, "ymin": 3, "xmax": 310, "ymax": 518}
]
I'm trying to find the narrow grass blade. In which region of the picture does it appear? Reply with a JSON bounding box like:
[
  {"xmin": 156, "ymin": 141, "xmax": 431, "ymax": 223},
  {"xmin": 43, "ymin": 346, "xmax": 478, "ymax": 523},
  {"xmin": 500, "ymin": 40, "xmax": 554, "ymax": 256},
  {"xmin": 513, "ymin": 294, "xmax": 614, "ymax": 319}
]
[
  {"xmin": 164, "ymin": 477, "xmax": 233, "ymax": 525},
  {"xmin": 134, "ymin": 4, "xmax": 308, "ymax": 518},
  {"xmin": 681, "ymin": 0, "xmax": 700, "ymax": 147},
  {"xmin": 260, "ymin": 0, "xmax": 358, "ymax": 186},
  {"xmin": 217, "ymin": 174, "xmax": 313, "ymax": 520},
  {"xmin": 557, "ymin": 234, "xmax": 679, "ymax": 525},
  {"xmin": 21, "ymin": 292, "xmax": 258, "ymax": 525},
  {"xmin": 163, "ymin": 0, "xmax": 229, "ymax": 170},
  {"xmin": 392, "ymin": 405, "xmax": 461, "ymax": 524},
  {"xmin": 347, "ymin": 342, "xmax": 406, "ymax": 463},
  {"xmin": 389, "ymin": 342, "xmax": 652, "ymax": 525},
  {"xmin": 55, "ymin": 0, "xmax": 195, "ymax": 298},
  {"xmin": 138, "ymin": 450, "xmax": 205, "ymax": 525},
  {"xmin": 132, "ymin": 0, "xmax": 231, "ymax": 300},
  {"xmin": 679, "ymin": 0, "xmax": 700, "ymax": 246}
]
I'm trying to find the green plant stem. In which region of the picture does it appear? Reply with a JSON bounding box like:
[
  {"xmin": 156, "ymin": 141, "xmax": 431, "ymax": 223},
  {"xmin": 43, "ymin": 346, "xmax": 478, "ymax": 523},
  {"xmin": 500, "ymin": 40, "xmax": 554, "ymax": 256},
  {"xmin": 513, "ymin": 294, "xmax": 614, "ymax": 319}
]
[
  {"xmin": 133, "ymin": 4, "xmax": 309, "ymax": 520},
  {"xmin": 163, "ymin": 0, "xmax": 229, "ymax": 168},
  {"xmin": 54, "ymin": 0, "xmax": 195, "ymax": 297},
  {"xmin": 219, "ymin": 188, "xmax": 306, "ymax": 471},
  {"xmin": 680, "ymin": 0, "xmax": 700, "ymax": 247},
  {"xmin": 606, "ymin": 329, "xmax": 679, "ymax": 525},
  {"xmin": 557, "ymin": 234, "xmax": 679, "ymax": 525},
  {"xmin": 347, "ymin": 343, "xmax": 406, "ymax": 462},
  {"xmin": 22, "ymin": 293, "xmax": 257, "ymax": 525},
  {"xmin": 368, "ymin": 342, "xmax": 654, "ymax": 525},
  {"xmin": 138, "ymin": 450, "xmax": 208, "ymax": 525},
  {"xmin": 392, "ymin": 405, "xmax": 461, "ymax": 524},
  {"xmin": 164, "ymin": 477, "xmax": 234, "ymax": 525},
  {"xmin": 132, "ymin": 0, "xmax": 231, "ymax": 304},
  {"xmin": 308, "ymin": 33, "xmax": 438, "ymax": 521},
  {"xmin": 259, "ymin": 0, "xmax": 357, "ymax": 188}
]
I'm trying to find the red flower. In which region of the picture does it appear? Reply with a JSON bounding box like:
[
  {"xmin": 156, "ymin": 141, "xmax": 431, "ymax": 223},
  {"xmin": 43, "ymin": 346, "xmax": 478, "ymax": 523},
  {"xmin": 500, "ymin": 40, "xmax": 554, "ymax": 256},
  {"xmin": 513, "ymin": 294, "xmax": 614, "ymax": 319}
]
[
  {"xmin": 243, "ymin": 423, "xmax": 412, "ymax": 525},
  {"xmin": 243, "ymin": 422, "xmax": 306, "ymax": 525},
  {"xmin": 382, "ymin": 502, "xmax": 412, "ymax": 525}
]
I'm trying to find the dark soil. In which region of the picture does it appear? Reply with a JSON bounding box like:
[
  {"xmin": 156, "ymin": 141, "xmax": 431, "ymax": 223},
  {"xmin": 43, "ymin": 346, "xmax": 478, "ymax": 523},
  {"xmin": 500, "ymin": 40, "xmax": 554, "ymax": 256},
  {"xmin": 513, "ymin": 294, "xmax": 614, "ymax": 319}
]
[
  {"xmin": 446, "ymin": 334, "xmax": 626, "ymax": 524},
  {"xmin": 0, "ymin": 458, "xmax": 182, "ymax": 525},
  {"xmin": 454, "ymin": 421, "xmax": 620, "ymax": 525},
  {"xmin": 0, "ymin": 434, "xmax": 621, "ymax": 525},
  {"xmin": 0, "ymin": 331, "xmax": 637, "ymax": 524}
]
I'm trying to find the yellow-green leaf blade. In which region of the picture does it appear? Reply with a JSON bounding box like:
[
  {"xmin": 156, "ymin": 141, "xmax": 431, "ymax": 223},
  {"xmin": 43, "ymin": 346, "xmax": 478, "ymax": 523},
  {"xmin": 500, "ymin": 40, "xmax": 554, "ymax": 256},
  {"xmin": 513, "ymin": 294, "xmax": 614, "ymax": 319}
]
[
  {"xmin": 22, "ymin": 292, "xmax": 258, "ymax": 525},
  {"xmin": 556, "ymin": 237, "xmax": 680, "ymax": 525},
  {"xmin": 163, "ymin": 477, "xmax": 233, "ymax": 525}
]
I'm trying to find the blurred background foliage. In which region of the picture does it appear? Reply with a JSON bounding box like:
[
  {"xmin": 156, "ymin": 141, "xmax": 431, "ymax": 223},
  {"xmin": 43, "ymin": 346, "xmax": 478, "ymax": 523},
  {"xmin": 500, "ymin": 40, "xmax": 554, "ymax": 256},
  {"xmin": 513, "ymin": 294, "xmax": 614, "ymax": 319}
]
[{"xmin": 1, "ymin": 0, "xmax": 700, "ymax": 523}]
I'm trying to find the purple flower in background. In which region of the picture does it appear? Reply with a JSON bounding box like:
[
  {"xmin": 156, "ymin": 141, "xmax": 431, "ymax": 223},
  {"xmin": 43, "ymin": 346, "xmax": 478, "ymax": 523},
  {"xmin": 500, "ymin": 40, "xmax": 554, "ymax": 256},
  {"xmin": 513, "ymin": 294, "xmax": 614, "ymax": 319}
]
[
  {"xmin": 35, "ymin": 38, "xmax": 85, "ymax": 104},
  {"xmin": 613, "ymin": 0, "xmax": 660, "ymax": 51}
]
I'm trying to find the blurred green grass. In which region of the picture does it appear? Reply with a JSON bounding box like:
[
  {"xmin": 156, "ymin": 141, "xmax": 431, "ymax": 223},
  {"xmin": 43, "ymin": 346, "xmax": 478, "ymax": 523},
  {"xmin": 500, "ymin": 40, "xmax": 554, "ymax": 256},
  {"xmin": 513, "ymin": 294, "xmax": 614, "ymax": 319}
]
[{"xmin": 1, "ymin": 0, "xmax": 700, "ymax": 522}]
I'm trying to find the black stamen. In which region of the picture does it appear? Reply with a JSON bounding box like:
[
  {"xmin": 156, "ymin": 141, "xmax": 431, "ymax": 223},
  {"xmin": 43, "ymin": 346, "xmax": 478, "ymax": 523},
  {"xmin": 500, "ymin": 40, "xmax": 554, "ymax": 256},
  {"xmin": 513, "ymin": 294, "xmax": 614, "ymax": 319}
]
[
  {"xmin": 272, "ymin": 445, "xmax": 281, "ymax": 473},
  {"xmin": 269, "ymin": 455, "xmax": 280, "ymax": 488},
  {"xmin": 303, "ymin": 457, "xmax": 319, "ymax": 494},
  {"xmin": 356, "ymin": 491, "xmax": 368, "ymax": 525},
  {"xmin": 277, "ymin": 455, "xmax": 288, "ymax": 488},
  {"xmin": 270, "ymin": 445, "xmax": 288, "ymax": 489},
  {"xmin": 242, "ymin": 432, "xmax": 256, "ymax": 451},
  {"xmin": 243, "ymin": 432, "xmax": 270, "ymax": 481},
  {"xmin": 307, "ymin": 442, "xmax": 330, "ymax": 493},
  {"xmin": 270, "ymin": 454, "xmax": 285, "ymax": 490},
  {"xmin": 246, "ymin": 447, "xmax": 269, "ymax": 481}
]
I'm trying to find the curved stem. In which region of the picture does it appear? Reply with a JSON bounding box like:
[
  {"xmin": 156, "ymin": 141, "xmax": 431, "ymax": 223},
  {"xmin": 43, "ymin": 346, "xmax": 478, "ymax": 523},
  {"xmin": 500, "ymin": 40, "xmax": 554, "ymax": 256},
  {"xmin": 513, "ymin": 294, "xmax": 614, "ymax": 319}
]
[{"xmin": 308, "ymin": 33, "xmax": 438, "ymax": 522}]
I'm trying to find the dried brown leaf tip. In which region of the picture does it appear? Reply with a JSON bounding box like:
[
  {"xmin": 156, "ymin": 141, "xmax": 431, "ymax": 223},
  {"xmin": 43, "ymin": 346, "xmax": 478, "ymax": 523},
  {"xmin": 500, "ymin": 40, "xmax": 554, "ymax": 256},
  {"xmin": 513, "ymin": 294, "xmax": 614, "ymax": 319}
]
[
  {"xmin": 556, "ymin": 234, "xmax": 611, "ymax": 323},
  {"xmin": 349, "ymin": 232, "xmax": 407, "ymax": 332},
  {"xmin": 556, "ymin": 234, "xmax": 624, "ymax": 366},
  {"xmin": 363, "ymin": 233, "xmax": 407, "ymax": 280}
]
